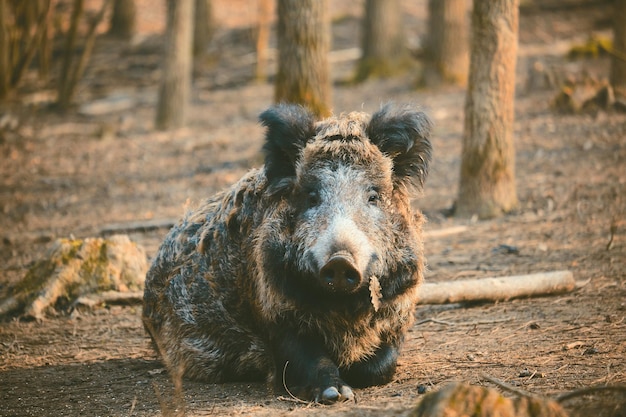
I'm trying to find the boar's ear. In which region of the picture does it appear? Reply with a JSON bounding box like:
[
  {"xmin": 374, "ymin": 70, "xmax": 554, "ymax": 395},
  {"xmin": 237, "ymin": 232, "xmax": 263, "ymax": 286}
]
[
  {"xmin": 367, "ymin": 104, "xmax": 433, "ymax": 191},
  {"xmin": 259, "ymin": 104, "xmax": 316, "ymax": 186}
]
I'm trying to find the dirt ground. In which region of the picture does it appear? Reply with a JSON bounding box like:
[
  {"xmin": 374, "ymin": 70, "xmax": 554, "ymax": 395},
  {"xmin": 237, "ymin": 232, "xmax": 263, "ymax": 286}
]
[{"xmin": 1, "ymin": 1, "xmax": 625, "ymax": 416}]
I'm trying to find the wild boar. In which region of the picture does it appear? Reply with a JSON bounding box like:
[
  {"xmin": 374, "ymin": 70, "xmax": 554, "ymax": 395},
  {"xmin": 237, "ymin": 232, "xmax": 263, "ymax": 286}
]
[{"xmin": 142, "ymin": 103, "xmax": 432, "ymax": 403}]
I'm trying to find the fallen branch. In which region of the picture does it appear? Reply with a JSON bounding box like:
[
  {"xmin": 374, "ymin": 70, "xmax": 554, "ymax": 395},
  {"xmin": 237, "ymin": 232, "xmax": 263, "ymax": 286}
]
[
  {"xmin": 417, "ymin": 270, "xmax": 575, "ymax": 305},
  {"xmin": 99, "ymin": 218, "xmax": 176, "ymax": 236},
  {"xmin": 75, "ymin": 290, "xmax": 144, "ymax": 308},
  {"xmin": 423, "ymin": 225, "xmax": 468, "ymax": 239},
  {"xmin": 415, "ymin": 317, "xmax": 515, "ymax": 327},
  {"xmin": 556, "ymin": 385, "xmax": 626, "ymax": 403}
]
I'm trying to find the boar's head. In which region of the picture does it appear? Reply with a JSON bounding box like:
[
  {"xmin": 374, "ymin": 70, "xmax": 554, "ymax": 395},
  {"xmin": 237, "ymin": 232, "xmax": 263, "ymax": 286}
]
[{"xmin": 258, "ymin": 103, "xmax": 432, "ymax": 316}]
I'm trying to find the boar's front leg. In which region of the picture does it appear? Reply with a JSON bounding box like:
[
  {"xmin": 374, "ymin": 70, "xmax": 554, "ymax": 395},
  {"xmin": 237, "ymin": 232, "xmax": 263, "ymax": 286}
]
[
  {"xmin": 270, "ymin": 328, "xmax": 355, "ymax": 404},
  {"xmin": 341, "ymin": 343, "xmax": 399, "ymax": 387}
]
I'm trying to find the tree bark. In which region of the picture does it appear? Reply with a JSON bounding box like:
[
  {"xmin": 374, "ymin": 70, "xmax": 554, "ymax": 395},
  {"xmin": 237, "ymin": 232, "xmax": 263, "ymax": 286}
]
[
  {"xmin": 193, "ymin": 0, "xmax": 214, "ymax": 59},
  {"xmin": 255, "ymin": 0, "xmax": 272, "ymax": 82},
  {"xmin": 275, "ymin": 0, "xmax": 331, "ymax": 117},
  {"xmin": 354, "ymin": 0, "xmax": 408, "ymax": 82},
  {"xmin": 610, "ymin": 0, "xmax": 626, "ymax": 97},
  {"xmin": 0, "ymin": 0, "xmax": 11, "ymax": 100},
  {"xmin": 422, "ymin": 0, "xmax": 469, "ymax": 87},
  {"xmin": 456, "ymin": 0, "xmax": 519, "ymax": 219},
  {"xmin": 57, "ymin": 0, "xmax": 84, "ymax": 110},
  {"xmin": 57, "ymin": 0, "xmax": 111, "ymax": 111},
  {"xmin": 155, "ymin": 0, "xmax": 195, "ymax": 130},
  {"xmin": 108, "ymin": 0, "xmax": 136, "ymax": 40}
]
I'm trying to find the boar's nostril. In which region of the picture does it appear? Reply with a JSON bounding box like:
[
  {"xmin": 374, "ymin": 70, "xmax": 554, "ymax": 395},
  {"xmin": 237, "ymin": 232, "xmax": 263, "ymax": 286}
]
[{"xmin": 319, "ymin": 254, "xmax": 362, "ymax": 293}]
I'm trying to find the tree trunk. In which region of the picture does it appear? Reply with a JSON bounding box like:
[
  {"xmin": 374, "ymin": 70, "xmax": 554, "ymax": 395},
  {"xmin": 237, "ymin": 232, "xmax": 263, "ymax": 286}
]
[
  {"xmin": 57, "ymin": 0, "xmax": 84, "ymax": 110},
  {"xmin": 0, "ymin": 0, "xmax": 53, "ymax": 100},
  {"xmin": 355, "ymin": 0, "xmax": 407, "ymax": 82},
  {"xmin": 255, "ymin": 0, "xmax": 272, "ymax": 83},
  {"xmin": 456, "ymin": 0, "xmax": 519, "ymax": 219},
  {"xmin": 275, "ymin": 0, "xmax": 331, "ymax": 117},
  {"xmin": 193, "ymin": 0, "xmax": 214, "ymax": 59},
  {"xmin": 38, "ymin": 0, "xmax": 54, "ymax": 80},
  {"xmin": 0, "ymin": 0, "xmax": 10, "ymax": 100},
  {"xmin": 108, "ymin": 0, "xmax": 136, "ymax": 40},
  {"xmin": 422, "ymin": 0, "xmax": 469, "ymax": 87},
  {"xmin": 610, "ymin": 0, "xmax": 626, "ymax": 98},
  {"xmin": 155, "ymin": 0, "xmax": 195, "ymax": 130},
  {"xmin": 57, "ymin": 0, "xmax": 111, "ymax": 111}
]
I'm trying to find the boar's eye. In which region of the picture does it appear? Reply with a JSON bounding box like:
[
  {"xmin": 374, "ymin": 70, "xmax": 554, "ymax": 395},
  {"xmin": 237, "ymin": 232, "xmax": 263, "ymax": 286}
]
[
  {"xmin": 367, "ymin": 188, "xmax": 381, "ymax": 205},
  {"xmin": 305, "ymin": 189, "xmax": 321, "ymax": 209}
]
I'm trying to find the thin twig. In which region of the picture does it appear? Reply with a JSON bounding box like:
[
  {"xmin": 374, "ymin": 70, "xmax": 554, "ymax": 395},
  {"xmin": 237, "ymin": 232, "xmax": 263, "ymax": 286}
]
[
  {"xmin": 556, "ymin": 385, "xmax": 626, "ymax": 403},
  {"xmin": 128, "ymin": 396, "xmax": 137, "ymax": 416},
  {"xmin": 415, "ymin": 317, "xmax": 515, "ymax": 327},
  {"xmin": 415, "ymin": 318, "xmax": 456, "ymax": 326},
  {"xmin": 606, "ymin": 222, "xmax": 616, "ymax": 251},
  {"xmin": 480, "ymin": 373, "xmax": 540, "ymax": 399},
  {"xmin": 280, "ymin": 361, "xmax": 311, "ymax": 405}
]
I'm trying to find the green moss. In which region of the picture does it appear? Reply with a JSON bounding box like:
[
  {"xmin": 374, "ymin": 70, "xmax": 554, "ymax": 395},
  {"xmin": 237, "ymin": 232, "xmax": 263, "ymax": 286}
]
[
  {"xmin": 568, "ymin": 36, "xmax": 613, "ymax": 59},
  {"xmin": 352, "ymin": 56, "xmax": 412, "ymax": 84},
  {"xmin": 12, "ymin": 239, "xmax": 83, "ymax": 295}
]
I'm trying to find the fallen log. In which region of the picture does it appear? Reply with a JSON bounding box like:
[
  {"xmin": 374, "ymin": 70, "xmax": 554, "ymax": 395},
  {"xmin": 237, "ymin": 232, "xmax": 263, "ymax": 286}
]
[{"xmin": 417, "ymin": 270, "xmax": 575, "ymax": 305}]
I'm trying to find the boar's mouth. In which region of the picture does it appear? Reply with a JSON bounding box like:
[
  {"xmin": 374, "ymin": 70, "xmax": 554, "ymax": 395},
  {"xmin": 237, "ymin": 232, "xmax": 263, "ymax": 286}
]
[{"xmin": 318, "ymin": 252, "xmax": 362, "ymax": 293}]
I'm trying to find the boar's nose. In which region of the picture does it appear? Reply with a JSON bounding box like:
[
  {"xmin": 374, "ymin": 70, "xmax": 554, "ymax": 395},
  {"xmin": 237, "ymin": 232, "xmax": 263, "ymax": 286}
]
[{"xmin": 319, "ymin": 253, "xmax": 362, "ymax": 293}]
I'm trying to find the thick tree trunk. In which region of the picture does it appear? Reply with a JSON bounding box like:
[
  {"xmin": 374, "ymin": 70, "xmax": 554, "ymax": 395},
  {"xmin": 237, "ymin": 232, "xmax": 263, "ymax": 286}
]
[
  {"xmin": 354, "ymin": 0, "xmax": 408, "ymax": 82},
  {"xmin": 193, "ymin": 0, "xmax": 214, "ymax": 59},
  {"xmin": 155, "ymin": 0, "xmax": 195, "ymax": 130},
  {"xmin": 610, "ymin": 0, "xmax": 626, "ymax": 97},
  {"xmin": 275, "ymin": 0, "xmax": 331, "ymax": 117},
  {"xmin": 422, "ymin": 0, "xmax": 469, "ymax": 86},
  {"xmin": 108, "ymin": 0, "xmax": 136, "ymax": 40},
  {"xmin": 456, "ymin": 0, "xmax": 519, "ymax": 219}
]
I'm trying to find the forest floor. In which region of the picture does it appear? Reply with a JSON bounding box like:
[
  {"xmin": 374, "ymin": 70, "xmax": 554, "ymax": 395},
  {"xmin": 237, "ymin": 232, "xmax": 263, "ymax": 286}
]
[{"xmin": 0, "ymin": 0, "xmax": 625, "ymax": 416}]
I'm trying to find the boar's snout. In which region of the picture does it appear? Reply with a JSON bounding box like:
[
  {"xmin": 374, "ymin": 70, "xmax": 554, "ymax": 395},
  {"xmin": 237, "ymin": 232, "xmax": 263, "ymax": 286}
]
[{"xmin": 319, "ymin": 252, "xmax": 362, "ymax": 293}]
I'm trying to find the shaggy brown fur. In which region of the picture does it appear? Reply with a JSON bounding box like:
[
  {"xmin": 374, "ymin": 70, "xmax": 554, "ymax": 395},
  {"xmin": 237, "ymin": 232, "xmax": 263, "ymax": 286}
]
[{"xmin": 143, "ymin": 103, "xmax": 432, "ymax": 403}]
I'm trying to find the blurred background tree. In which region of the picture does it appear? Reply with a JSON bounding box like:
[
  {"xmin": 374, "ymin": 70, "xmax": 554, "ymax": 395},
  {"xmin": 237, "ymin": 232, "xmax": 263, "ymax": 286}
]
[
  {"xmin": 275, "ymin": 0, "xmax": 331, "ymax": 117},
  {"xmin": 354, "ymin": 0, "xmax": 408, "ymax": 82},
  {"xmin": 0, "ymin": 0, "xmax": 52, "ymax": 102},
  {"xmin": 456, "ymin": 0, "xmax": 519, "ymax": 219},
  {"xmin": 421, "ymin": 0, "xmax": 469, "ymax": 87},
  {"xmin": 57, "ymin": 0, "xmax": 112, "ymax": 111},
  {"xmin": 255, "ymin": 0, "xmax": 272, "ymax": 83},
  {"xmin": 108, "ymin": 0, "xmax": 136, "ymax": 40},
  {"xmin": 193, "ymin": 0, "xmax": 214, "ymax": 61},
  {"xmin": 610, "ymin": 0, "xmax": 626, "ymax": 98},
  {"xmin": 155, "ymin": 0, "xmax": 195, "ymax": 130}
]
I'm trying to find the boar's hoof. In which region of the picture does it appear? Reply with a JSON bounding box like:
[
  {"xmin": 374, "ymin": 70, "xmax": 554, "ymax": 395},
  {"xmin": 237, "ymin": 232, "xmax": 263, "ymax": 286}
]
[
  {"xmin": 320, "ymin": 254, "xmax": 362, "ymax": 293},
  {"xmin": 318, "ymin": 385, "xmax": 355, "ymax": 404}
]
